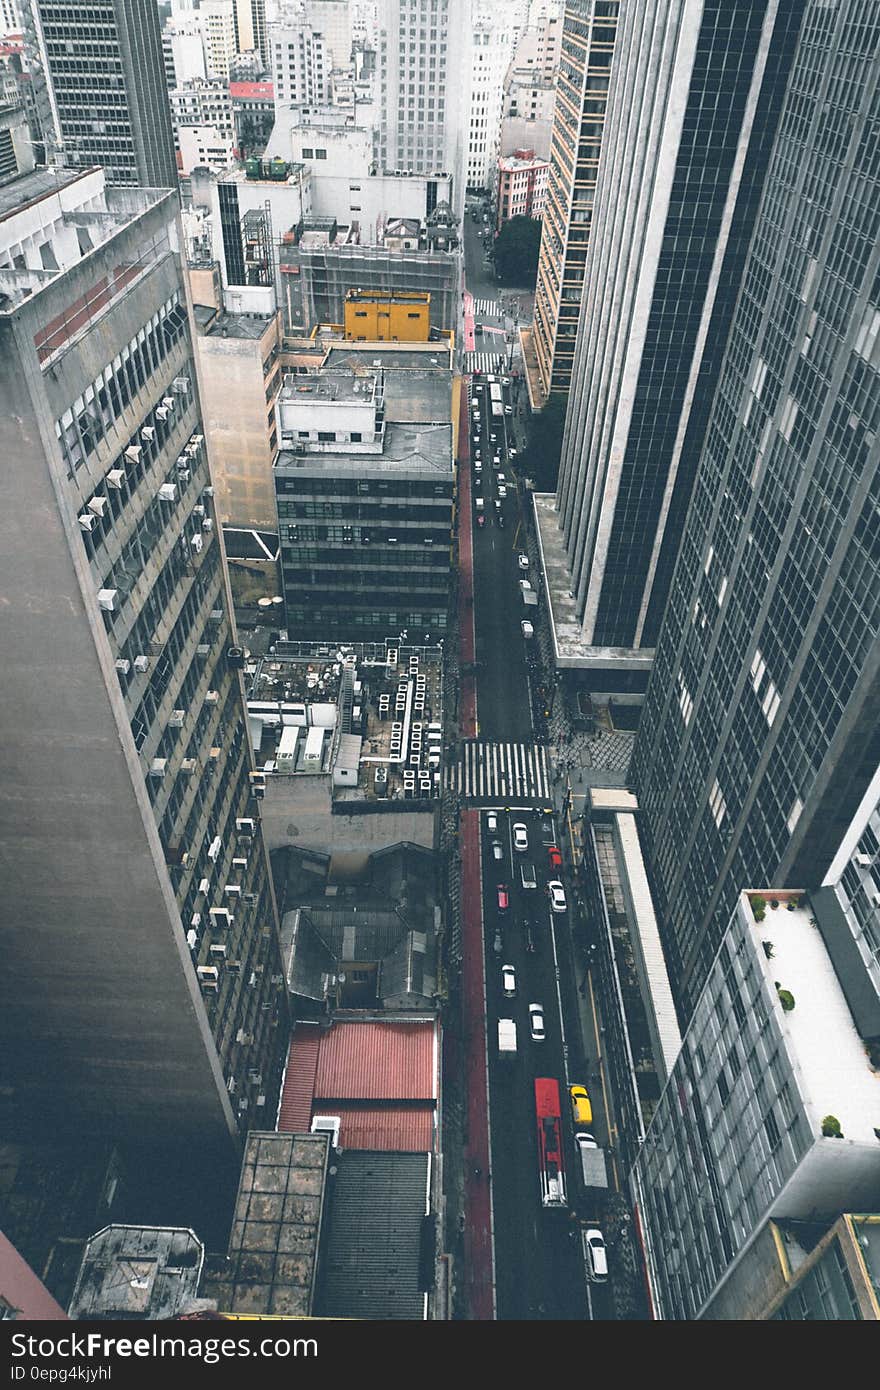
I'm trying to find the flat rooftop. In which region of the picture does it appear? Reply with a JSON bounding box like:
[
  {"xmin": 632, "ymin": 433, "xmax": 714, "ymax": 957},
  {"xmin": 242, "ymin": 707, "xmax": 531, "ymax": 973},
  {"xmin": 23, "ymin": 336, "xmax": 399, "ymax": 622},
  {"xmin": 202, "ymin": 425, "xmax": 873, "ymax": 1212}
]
[
  {"xmin": 0, "ymin": 164, "xmax": 93, "ymax": 223},
  {"xmin": 279, "ymin": 369, "xmax": 379, "ymax": 404},
  {"xmin": 204, "ymin": 309, "xmax": 274, "ymax": 340},
  {"xmin": 276, "ymin": 419, "xmax": 452, "ymax": 473},
  {"xmin": 346, "ymin": 288, "xmax": 428, "ymax": 303}
]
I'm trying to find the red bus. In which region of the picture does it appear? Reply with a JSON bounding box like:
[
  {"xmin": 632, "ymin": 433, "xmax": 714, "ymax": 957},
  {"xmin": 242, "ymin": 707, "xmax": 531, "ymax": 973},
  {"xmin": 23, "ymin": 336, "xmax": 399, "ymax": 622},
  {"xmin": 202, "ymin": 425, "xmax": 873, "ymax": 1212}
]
[{"xmin": 534, "ymin": 1077, "xmax": 567, "ymax": 1208}]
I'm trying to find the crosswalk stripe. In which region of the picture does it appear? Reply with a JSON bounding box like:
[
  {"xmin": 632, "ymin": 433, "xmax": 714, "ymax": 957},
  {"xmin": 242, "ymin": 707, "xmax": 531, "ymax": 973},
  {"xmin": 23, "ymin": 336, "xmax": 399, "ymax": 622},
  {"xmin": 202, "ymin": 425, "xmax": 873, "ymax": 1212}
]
[{"xmin": 445, "ymin": 741, "xmax": 551, "ymax": 803}]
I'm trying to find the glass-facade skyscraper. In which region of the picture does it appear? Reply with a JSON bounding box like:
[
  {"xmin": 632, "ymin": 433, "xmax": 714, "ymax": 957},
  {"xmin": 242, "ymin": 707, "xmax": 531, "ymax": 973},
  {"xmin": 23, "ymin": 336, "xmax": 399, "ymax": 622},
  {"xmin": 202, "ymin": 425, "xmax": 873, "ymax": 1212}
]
[{"xmin": 632, "ymin": 0, "xmax": 880, "ymax": 1016}]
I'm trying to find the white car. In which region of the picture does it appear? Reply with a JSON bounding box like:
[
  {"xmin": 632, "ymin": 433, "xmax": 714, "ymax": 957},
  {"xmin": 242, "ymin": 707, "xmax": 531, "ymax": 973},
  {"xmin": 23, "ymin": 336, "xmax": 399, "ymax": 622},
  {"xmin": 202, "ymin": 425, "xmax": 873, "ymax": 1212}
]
[
  {"xmin": 519, "ymin": 579, "xmax": 533, "ymax": 595},
  {"xmin": 574, "ymin": 1132, "xmax": 597, "ymax": 1153},
  {"xmin": 498, "ymin": 485, "xmax": 507, "ymax": 498},
  {"xmin": 521, "ymin": 621, "xmax": 534, "ymax": 639},
  {"xmin": 474, "ymin": 459, "xmax": 482, "ymax": 472},
  {"xmin": 548, "ymin": 880, "xmax": 567, "ymax": 914},
  {"xmin": 528, "ymin": 1003, "xmax": 545, "ymax": 1042},
  {"xmin": 502, "ymin": 964, "xmax": 516, "ymax": 997},
  {"xmin": 582, "ymin": 1227, "xmax": 608, "ymax": 1283},
  {"xmin": 491, "ymin": 840, "xmax": 503, "ymax": 860},
  {"xmin": 518, "ymin": 553, "xmax": 530, "ymax": 570},
  {"xmin": 513, "ymin": 822, "xmax": 528, "ymax": 852},
  {"xmin": 501, "ymin": 376, "xmax": 511, "ymax": 387},
  {"xmin": 486, "ymin": 811, "xmax": 498, "ymax": 832},
  {"xmin": 504, "ymin": 404, "xmax": 513, "ymax": 415}
]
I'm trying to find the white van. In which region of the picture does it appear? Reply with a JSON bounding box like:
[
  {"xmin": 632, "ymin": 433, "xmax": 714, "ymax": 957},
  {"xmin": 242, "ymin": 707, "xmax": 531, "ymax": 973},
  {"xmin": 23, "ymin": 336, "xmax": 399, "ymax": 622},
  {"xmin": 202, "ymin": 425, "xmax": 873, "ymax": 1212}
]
[{"xmin": 582, "ymin": 1227, "xmax": 608, "ymax": 1282}]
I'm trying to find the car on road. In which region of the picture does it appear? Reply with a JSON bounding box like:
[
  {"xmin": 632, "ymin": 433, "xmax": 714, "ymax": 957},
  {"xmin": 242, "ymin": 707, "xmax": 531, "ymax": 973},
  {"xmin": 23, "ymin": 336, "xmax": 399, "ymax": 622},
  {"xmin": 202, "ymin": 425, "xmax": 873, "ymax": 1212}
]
[
  {"xmin": 504, "ymin": 403, "xmax": 513, "ymax": 415},
  {"xmin": 582, "ymin": 1227, "xmax": 608, "ymax": 1283},
  {"xmin": 521, "ymin": 620, "xmax": 534, "ymax": 639},
  {"xmin": 528, "ymin": 1003, "xmax": 545, "ymax": 1041},
  {"xmin": 501, "ymin": 375, "xmax": 511, "ymax": 387},
  {"xmin": 474, "ymin": 459, "xmax": 482, "ymax": 471},
  {"xmin": 513, "ymin": 822, "xmax": 528, "ymax": 852},
  {"xmin": 548, "ymin": 845, "xmax": 563, "ymax": 868},
  {"xmin": 497, "ymin": 883, "xmax": 510, "ymax": 912},
  {"xmin": 493, "ymin": 453, "xmax": 501, "ymax": 465},
  {"xmin": 491, "ymin": 839, "xmax": 503, "ymax": 860},
  {"xmin": 518, "ymin": 553, "xmax": 529, "ymax": 570},
  {"xmin": 494, "ymin": 498, "xmax": 502, "ymax": 512},
  {"xmin": 502, "ymin": 964, "xmax": 516, "ymax": 997},
  {"xmin": 477, "ymin": 514, "xmax": 486, "ymax": 528},
  {"xmin": 486, "ymin": 811, "xmax": 498, "ymax": 831},
  {"xmin": 524, "ymin": 920, "xmax": 536, "ymax": 954},
  {"xmin": 498, "ymin": 484, "xmax": 507, "ymax": 498},
  {"xmin": 548, "ymin": 880, "xmax": 567, "ymax": 913},
  {"xmin": 519, "ymin": 579, "xmax": 533, "ymax": 595},
  {"xmin": 497, "ymin": 511, "xmax": 505, "ymax": 528},
  {"xmin": 493, "ymin": 928, "xmax": 503, "ymax": 955},
  {"xmin": 570, "ymin": 1084, "xmax": 593, "ymax": 1126},
  {"xmin": 540, "ymin": 818, "xmax": 555, "ymax": 845},
  {"xmin": 509, "ymin": 446, "xmax": 517, "ymax": 458},
  {"xmin": 574, "ymin": 1131, "xmax": 597, "ymax": 1154}
]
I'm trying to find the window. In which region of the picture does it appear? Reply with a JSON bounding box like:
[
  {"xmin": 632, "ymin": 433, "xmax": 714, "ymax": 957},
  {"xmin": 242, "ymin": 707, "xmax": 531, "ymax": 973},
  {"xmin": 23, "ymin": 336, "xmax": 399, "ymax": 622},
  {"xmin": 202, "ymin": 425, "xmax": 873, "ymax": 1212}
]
[
  {"xmin": 302, "ymin": 147, "xmax": 313, "ymax": 158},
  {"xmin": 315, "ymin": 148, "xmax": 327, "ymax": 159},
  {"xmin": 317, "ymin": 431, "xmax": 335, "ymax": 442}
]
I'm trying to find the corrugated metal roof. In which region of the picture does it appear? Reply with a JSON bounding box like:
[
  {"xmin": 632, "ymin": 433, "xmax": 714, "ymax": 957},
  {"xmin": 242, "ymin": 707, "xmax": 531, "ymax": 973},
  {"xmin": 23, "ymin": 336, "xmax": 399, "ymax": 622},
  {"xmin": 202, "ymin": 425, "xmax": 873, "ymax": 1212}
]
[
  {"xmin": 314, "ymin": 1152, "xmax": 430, "ymax": 1319},
  {"xmin": 336, "ymin": 1106, "xmax": 435, "ymax": 1152},
  {"xmin": 314, "ymin": 1020, "xmax": 437, "ymax": 1101},
  {"xmin": 277, "ymin": 1025, "xmax": 321, "ymax": 1132}
]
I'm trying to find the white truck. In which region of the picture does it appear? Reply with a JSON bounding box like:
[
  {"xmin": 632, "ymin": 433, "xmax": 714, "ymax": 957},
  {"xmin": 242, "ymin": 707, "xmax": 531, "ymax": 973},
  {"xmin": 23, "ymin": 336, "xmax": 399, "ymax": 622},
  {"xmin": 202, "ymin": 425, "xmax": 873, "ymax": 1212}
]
[
  {"xmin": 575, "ymin": 1133, "xmax": 608, "ymax": 1190},
  {"xmin": 498, "ymin": 1018, "xmax": 517, "ymax": 1057}
]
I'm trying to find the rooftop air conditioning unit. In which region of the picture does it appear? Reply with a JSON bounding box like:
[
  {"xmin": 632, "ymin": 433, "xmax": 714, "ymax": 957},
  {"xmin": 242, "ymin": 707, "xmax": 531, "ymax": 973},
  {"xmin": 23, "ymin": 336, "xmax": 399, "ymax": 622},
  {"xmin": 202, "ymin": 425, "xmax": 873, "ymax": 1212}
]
[
  {"xmin": 79, "ymin": 512, "xmax": 98, "ymax": 531},
  {"xmin": 133, "ymin": 654, "xmax": 150, "ymax": 672},
  {"xmin": 149, "ymin": 758, "xmax": 167, "ymax": 778},
  {"xmin": 125, "ymin": 444, "xmax": 141, "ymax": 462},
  {"xmin": 168, "ymin": 709, "xmax": 185, "ymax": 727},
  {"xmin": 141, "ymin": 426, "xmax": 155, "ymax": 441},
  {"xmin": 181, "ymin": 758, "xmax": 197, "ymax": 774},
  {"xmin": 97, "ymin": 588, "xmax": 117, "ymax": 611},
  {"xmin": 205, "ymin": 689, "xmax": 219, "ymax": 704},
  {"xmin": 207, "ymin": 835, "xmax": 222, "ymax": 860},
  {"xmin": 88, "ymin": 494, "xmax": 108, "ymax": 515},
  {"xmin": 158, "ymin": 483, "xmax": 177, "ymax": 503},
  {"xmin": 115, "ymin": 658, "xmax": 131, "ymax": 675},
  {"xmin": 106, "ymin": 469, "xmax": 124, "ymax": 489}
]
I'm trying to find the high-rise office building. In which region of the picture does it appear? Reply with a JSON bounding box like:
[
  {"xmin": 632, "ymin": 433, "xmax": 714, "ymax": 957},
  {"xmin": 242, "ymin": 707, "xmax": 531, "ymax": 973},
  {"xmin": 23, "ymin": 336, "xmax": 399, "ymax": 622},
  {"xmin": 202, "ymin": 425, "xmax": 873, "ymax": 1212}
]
[
  {"xmin": 532, "ymin": 0, "xmax": 617, "ymax": 402},
  {"xmin": 376, "ymin": 0, "xmax": 472, "ymax": 221},
  {"xmin": 632, "ymin": 0, "xmax": 880, "ymax": 1014},
  {"xmin": 23, "ymin": 0, "xmax": 178, "ymax": 188},
  {"xmin": 0, "ymin": 165, "xmax": 287, "ymax": 1147},
  {"xmin": 535, "ymin": 0, "xmax": 805, "ymax": 675},
  {"xmin": 466, "ymin": 3, "xmax": 522, "ymax": 192},
  {"xmin": 269, "ymin": 0, "xmax": 353, "ymax": 109}
]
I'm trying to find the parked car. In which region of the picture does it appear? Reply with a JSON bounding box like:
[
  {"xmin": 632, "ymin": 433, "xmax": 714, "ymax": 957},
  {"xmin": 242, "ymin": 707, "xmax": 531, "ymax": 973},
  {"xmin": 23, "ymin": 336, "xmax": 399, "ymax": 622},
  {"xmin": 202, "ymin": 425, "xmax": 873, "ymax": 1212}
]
[
  {"xmin": 570, "ymin": 1084, "xmax": 593, "ymax": 1125},
  {"xmin": 477, "ymin": 514, "xmax": 486, "ymax": 528},
  {"xmin": 518, "ymin": 553, "xmax": 530, "ymax": 570},
  {"xmin": 519, "ymin": 579, "xmax": 533, "ymax": 595},
  {"xmin": 493, "ymin": 928, "xmax": 503, "ymax": 955},
  {"xmin": 548, "ymin": 880, "xmax": 567, "ymax": 913},
  {"xmin": 528, "ymin": 1003, "xmax": 545, "ymax": 1042},
  {"xmin": 491, "ymin": 839, "xmax": 503, "ymax": 860},
  {"xmin": 513, "ymin": 822, "xmax": 528, "ymax": 852},
  {"xmin": 582, "ymin": 1227, "xmax": 608, "ymax": 1283},
  {"xmin": 508, "ymin": 446, "xmax": 518, "ymax": 458},
  {"xmin": 474, "ymin": 459, "xmax": 482, "ymax": 472},
  {"xmin": 497, "ymin": 883, "xmax": 510, "ymax": 912},
  {"xmin": 521, "ymin": 621, "xmax": 534, "ymax": 639},
  {"xmin": 548, "ymin": 845, "xmax": 563, "ymax": 868},
  {"xmin": 501, "ymin": 375, "xmax": 511, "ymax": 387},
  {"xmin": 502, "ymin": 964, "xmax": 516, "ymax": 997},
  {"xmin": 504, "ymin": 404, "xmax": 513, "ymax": 415},
  {"xmin": 498, "ymin": 485, "xmax": 507, "ymax": 498},
  {"xmin": 486, "ymin": 811, "xmax": 498, "ymax": 832}
]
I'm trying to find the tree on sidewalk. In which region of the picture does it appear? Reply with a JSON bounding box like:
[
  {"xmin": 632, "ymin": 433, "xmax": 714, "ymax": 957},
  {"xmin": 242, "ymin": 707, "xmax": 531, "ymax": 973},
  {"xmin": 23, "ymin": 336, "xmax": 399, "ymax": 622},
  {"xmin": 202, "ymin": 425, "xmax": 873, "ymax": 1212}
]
[
  {"xmin": 520, "ymin": 392, "xmax": 568, "ymax": 491},
  {"xmin": 493, "ymin": 216, "xmax": 542, "ymax": 287}
]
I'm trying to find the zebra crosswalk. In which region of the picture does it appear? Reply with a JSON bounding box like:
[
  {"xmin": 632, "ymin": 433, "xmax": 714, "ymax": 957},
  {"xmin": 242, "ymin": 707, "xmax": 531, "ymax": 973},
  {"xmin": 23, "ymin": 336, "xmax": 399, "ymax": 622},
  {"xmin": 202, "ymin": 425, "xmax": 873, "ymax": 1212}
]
[
  {"xmin": 472, "ymin": 297, "xmax": 501, "ymax": 317},
  {"xmin": 465, "ymin": 351, "xmax": 504, "ymax": 375},
  {"xmin": 447, "ymin": 740, "xmax": 552, "ymax": 804}
]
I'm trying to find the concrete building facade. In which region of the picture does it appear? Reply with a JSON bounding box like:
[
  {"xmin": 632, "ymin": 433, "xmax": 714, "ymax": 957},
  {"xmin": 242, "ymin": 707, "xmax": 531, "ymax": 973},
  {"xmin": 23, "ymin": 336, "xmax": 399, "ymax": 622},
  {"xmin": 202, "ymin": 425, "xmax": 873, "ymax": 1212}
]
[
  {"xmin": 466, "ymin": 7, "xmax": 519, "ymax": 192},
  {"xmin": 631, "ymin": 0, "xmax": 880, "ymax": 1011},
  {"xmin": 0, "ymin": 166, "xmax": 287, "ymax": 1148},
  {"xmin": 496, "ymin": 148, "xmax": 548, "ymax": 228},
  {"xmin": 23, "ymin": 0, "xmax": 178, "ymax": 188}
]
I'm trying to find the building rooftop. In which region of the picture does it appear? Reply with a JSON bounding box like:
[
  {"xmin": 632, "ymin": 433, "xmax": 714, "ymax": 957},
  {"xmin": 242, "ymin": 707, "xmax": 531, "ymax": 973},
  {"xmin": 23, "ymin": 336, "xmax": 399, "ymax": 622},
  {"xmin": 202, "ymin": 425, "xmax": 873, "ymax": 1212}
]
[
  {"xmin": 743, "ymin": 892, "xmax": 880, "ymax": 1143},
  {"xmin": 276, "ymin": 419, "xmax": 452, "ymax": 473},
  {"xmin": 204, "ymin": 309, "xmax": 274, "ymax": 340},
  {"xmin": 498, "ymin": 151, "xmax": 549, "ymax": 171},
  {"xmin": 278, "ymin": 369, "xmax": 380, "ymax": 404},
  {"xmin": 68, "ymin": 1225, "xmax": 204, "ymax": 1320}
]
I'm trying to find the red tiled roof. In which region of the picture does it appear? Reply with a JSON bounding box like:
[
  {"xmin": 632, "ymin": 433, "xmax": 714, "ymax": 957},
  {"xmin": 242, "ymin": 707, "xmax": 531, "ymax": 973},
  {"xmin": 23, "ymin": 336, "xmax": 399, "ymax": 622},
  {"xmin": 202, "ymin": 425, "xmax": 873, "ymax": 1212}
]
[
  {"xmin": 277, "ymin": 1024, "xmax": 321, "ymax": 1132},
  {"xmin": 314, "ymin": 1020, "xmax": 437, "ymax": 1101},
  {"xmin": 336, "ymin": 1106, "xmax": 435, "ymax": 1152},
  {"xmin": 229, "ymin": 81, "xmax": 274, "ymax": 100}
]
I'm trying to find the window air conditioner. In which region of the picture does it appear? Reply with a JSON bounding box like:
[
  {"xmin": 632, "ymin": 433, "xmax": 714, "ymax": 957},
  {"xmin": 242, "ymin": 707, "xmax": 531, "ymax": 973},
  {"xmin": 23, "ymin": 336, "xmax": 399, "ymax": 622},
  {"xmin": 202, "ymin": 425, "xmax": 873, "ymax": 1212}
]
[
  {"xmin": 236, "ymin": 1029, "xmax": 253, "ymax": 1045},
  {"xmin": 115, "ymin": 658, "xmax": 130, "ymax": 674},
  {"xmin": 193, "ymin": 504, "xmax": 205, "ymax": 517},
  {"xmin": 207, "ymin": 835, "xmax": 222, "ymax": 860},
  {"xmin": 173, "ymin": 376, "xmax": 190, "ymax": 392},
  {"xmin": 162, "ymin": 396, "xmax": 175, "ymax": 409},
  {"xmin": 181, "ymin": 758, "xmax": 196, "ymax": 774},
  {"xmin": 106, "ymin": 469, "xmax": 124, "ymax": 489},
  {"xmin": 224, "ymin": 884, "xmax": 242, "ymax": 897},
  {"xmin": 248, "ymin": 1070, "xmax": 262, "ymax": 1086},
  {"xmin": 226, "ymin": 960, "xmax": 241, "ymax": 975},
  {"xmin": 191, "ymin": 533, "xmax": 203, "ymax": 553},
  {"xmin": 198, "ymin": 877, "xmax": 210, "ymax": 894},
  {"xmin": 149, "ymin": 758, "xmax": 167, "ymax": 778},
  {"xmin": 79, "ymin": 512, "xmax": 98, "ymax": 532},
  {"xmin": 155, "ymin": 406, "xmax": 169, "ymax": 421},
  {"xmin": 158, "ymin": 483, "xmax": 177, "ymax": 502},
  {"xmin": 88, "ymin": 494, "xmax": 108, "ymax": 515},
  {"xmin": 202, "ymin": 517, "xmax": 214, "ymax": 532},
  {"xmin": 236, "ymin": 818, "xmax": 255, "ymax": 832},
  {"xmin": 203, "ymin": 485, "xmax": 214, "ymax": 498},
  {"xmin": 97, "ymin": 589, "xmax": 117, "ymax": 611},
  {"xmin": 232, "ymin": 856, "xmax": 248, "ymax": 869},
  {"xmin": 125, "ymin": 444, "xmax": 141, "ymax": 462},
  {"xmin": 133, "ymin": 654, "xmax": 150, "ymax": 672},
  {"xmin": 141, "ymin": 426, "xmax": 155, "ymax": 441},
  {"xmin": 205, "ymin": 690, "xmax": 219, "ymax": 705},
  {"xmin": 186, "ymin": 929, "xmax": 198, "ymax": 950},
  {"xmin": 197, "ymin": 642, "xmax": 210, "ymax": 655},
  {"xmin": 197, "ymin": 965, "xmax": 219, "ymax": 983},
  {"xmin": 168, "ymin": 709, "xmax": 185, "ymax": 727},
  {"xmin": 177, "ymin": 466, "xmax": 190, "ymax": 482},
  {"xmin": 210, "ymin": 943, "xmax": 227, "ymax": 957}
]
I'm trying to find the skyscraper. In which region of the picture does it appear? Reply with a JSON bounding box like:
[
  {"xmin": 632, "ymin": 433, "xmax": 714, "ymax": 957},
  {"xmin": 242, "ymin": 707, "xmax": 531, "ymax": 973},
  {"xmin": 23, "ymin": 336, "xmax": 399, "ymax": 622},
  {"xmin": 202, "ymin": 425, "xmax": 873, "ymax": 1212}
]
[
  {"xmin": 632, "ymin": 0, "xmax": 880, "ymax": 1015},
  {"xmin": 376, "ymin": 0, "xmax": 472, "ymax": 221},
  {"xmin": 0, "ymin": 165, "xmax": 287, "ymax": 1146},
  {"xmin": 535, "ymin": 0, "xmax": 804, "ymax": 676},
  {"xmin": 532, "ymin": 0, "xmax": 617, "ymax": 402},
  {"xmin": 23, "ymin": 0, "xmax": 178, "ymax": 188}
]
